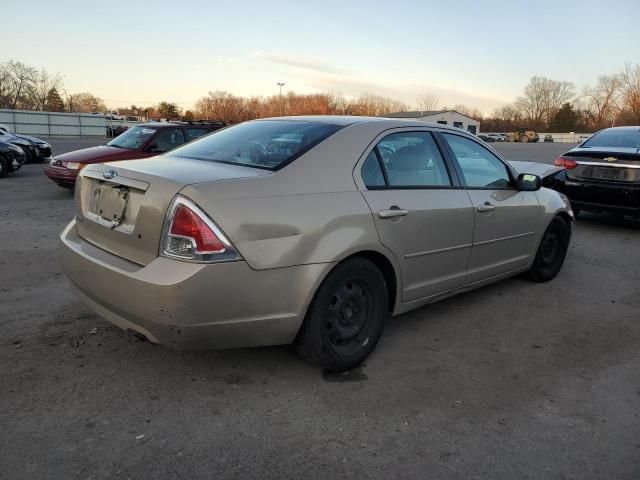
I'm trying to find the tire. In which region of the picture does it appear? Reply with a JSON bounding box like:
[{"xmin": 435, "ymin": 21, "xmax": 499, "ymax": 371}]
[
  {"xmin": 295, "ymin": 257, "xmax": 389, "ymax": 372},
  {"xmin": 19, "ymin": 146, "xmax": 33, "ymax": 163},
  {"xmin": 0, "ymin": 155, "xmax": 7, "ymax": 178},
  {"xmin": 521, "ymin": 135, "xmax": 529, "ymax": 143},
  {"xmin": 526, "ymin": 216, "xmax": 571, "ymax": 282}
]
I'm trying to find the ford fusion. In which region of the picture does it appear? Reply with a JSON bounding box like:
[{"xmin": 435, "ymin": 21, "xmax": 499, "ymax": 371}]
[{"xmin": 60, "ymin": 116, "xmax": 573, "ymax": 371}]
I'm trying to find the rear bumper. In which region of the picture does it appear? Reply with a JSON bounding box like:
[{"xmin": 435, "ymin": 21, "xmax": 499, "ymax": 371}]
[
  {"xmin": 44, "ymin": 165, "xmax": 78, "ymax": 187},
  {"xmin": 60, "ymin": 219, "xmax": 329, "ymax": 350},
  {"xmin": 546, "ymin": 172, "xmax": 640, "ymax": 214}
]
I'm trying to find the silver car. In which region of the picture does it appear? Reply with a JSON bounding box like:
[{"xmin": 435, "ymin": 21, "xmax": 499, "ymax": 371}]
[{"xmin": 60, "ymin": 116, "xmax": 573, "ymax": 371}]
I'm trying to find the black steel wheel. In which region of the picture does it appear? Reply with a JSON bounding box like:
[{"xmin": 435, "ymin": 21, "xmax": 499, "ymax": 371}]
[
  {"xmin": 526, "ymin": 216, "xmax": 571, "ymax": 282},
  {"xmin": 295, "ymin": 257, "xmax": 389, "ymax": 371}
]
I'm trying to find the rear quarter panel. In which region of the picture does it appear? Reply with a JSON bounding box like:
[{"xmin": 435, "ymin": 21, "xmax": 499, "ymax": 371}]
[{"xmin": 180, "ymin": 183, "xmax": 387, "ymax": 271}]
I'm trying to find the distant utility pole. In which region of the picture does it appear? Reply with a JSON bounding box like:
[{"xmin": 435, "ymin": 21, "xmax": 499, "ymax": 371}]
[{"xmin": 277, "ymin": 82, "xmax": 285, "ymax": 116}]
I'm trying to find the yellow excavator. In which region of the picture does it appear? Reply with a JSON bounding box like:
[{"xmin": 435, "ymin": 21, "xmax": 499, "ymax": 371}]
[{"xmin": 509, "ymin": 128, "xmax": 539, "ymax": 143}]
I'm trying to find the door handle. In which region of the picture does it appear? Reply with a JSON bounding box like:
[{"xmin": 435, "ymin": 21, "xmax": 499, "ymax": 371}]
[
  {"xmin": 379, "ymin": 207, "xmax": 409, "ymax": 219},
  {"xmin": 477, "ymin": 202, "xmax": 496, "ymax": 212}
]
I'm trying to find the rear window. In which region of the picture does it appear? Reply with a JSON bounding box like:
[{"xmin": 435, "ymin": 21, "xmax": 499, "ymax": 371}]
[
  {"xmin": 582, "ymin": 129, "xmax": 640, "ymax": 148},
  {"xmin": 168, "ymin": 120, "xmax": 343, "ymax": 170}
]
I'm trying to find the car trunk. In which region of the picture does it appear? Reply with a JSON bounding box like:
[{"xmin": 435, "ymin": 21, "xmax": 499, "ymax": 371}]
[
  {"xmin": 564, "ymin": 147, "xmax": 640, "ymax": 183},
  {"xmin": 74, "ymin": 156, "xmax": 269, "ymax": 266}
]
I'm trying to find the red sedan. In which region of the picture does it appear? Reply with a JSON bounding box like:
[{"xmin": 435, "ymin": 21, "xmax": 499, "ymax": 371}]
[{"xmin": 44, "ymin": 121, "xmax": 224, "ymax": 188}]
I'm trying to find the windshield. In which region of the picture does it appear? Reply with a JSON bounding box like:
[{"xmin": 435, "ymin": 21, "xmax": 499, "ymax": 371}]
[
  {"xmin": 108, "ymin": 126, "xmax": 157, "ymax": 149},
  {"xmin": 582, "ymin": 129, "xmax": 640, "ymax": 148},
  {"xmin": 168, "ymin": 120, "xmax": 343, "ymax": 170}
]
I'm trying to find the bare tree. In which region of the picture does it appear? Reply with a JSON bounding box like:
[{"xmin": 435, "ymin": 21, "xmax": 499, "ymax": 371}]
[
  {"xmin": 32, "ymin": 68, "xmax": 63, "ymax": 111},
  {"xmin": 452, "ymin": 104, "xmax": 483, "ymax": 120},
  {"xmin": 416, "ymin": 93, "xmax": 439, "ymax": 112},
  {"xmin": 515, "ymin": 76, "xmax": 574, "ymax": 129},
  {"xmin": 544, "ymin": 80, "xmax": 575, "ymax": 126},
  {"xmin": 581, "ymin": 74, "xmax": 621, "ymax": 129},
  {"xmin": 619, "ymin": 63, "xmax": 640, "ymax": 124},
  {"xmin": 67, "ymin": 92, "xmax": 107, "ymax": 113},
  {"xmin": 0, "ymin": 60, "xmax": 38, "ymax": 109}
]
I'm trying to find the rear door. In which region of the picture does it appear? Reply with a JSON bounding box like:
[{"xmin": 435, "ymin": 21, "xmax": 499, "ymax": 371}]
[
  {"xmin": 358, "ymin": 130, "xmax": 474, "ymax": 302},
  {"xmin": 439, "ymin": 132, "xmax": 543, "ymax": 283}
]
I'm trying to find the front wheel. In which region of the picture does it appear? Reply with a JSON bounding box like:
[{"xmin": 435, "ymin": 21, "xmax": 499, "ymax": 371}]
[
  {"xmin": 526, "ymin": 216, "xmax": 571, "ymax": 282},
  {"xmin": 0, "ymin": 155, "xmax": 8, "ymax": 178},
  {"xmin": 295, "ymin": 258, "xmax": 389, "ymax": 372}
]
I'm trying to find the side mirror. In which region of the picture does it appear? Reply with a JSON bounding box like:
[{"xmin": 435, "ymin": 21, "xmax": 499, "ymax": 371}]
[{"xmin": 517, "ymin": 173, "xmax": 541, "ymax": 191}]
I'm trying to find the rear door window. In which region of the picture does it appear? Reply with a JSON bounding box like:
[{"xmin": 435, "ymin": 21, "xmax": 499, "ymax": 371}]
[
  {"xmin": 149, "ymin": 128, "xmax": 185, "ymax": 153},
  {"xmin": 362, "ymin": 132, "xmax": 451, "ymax": 188},
  {"xmin": 184, "ymin": 128, "xmax": 211, "ymax": 141}
]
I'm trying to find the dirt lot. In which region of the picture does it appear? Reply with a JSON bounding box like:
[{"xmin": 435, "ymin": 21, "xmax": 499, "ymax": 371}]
[{"xmin": 1, "ymin": 139, "xmax": 639, "ymax": 479}]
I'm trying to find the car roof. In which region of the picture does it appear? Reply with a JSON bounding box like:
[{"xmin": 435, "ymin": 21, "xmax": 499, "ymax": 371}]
[
  {"xmin": 135, "ymin": 121, "xmax": 221, "ymax": 128},
  {"xmin": 596, "ymin": 126, "xmax": 640, "ymax": 132},
  {"xmin": 254, "ymin": 115, "xmax": 474, "ymax": 134}
]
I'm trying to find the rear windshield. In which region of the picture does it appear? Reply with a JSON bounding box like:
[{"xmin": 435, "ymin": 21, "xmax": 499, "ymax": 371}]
[
  {"xmin": 168, "ymin": 120, "xmax": 343, "ymax": 170},
  {"xmin": 582, "ymin": 129, "xmax": 640, "ymax": 148}
]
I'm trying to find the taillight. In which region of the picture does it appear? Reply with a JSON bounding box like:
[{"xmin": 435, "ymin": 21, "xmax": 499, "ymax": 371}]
[
  {"xmin": 161, "ymin": 196, "xmax": 240, "ymax": 263},
  {"xmin": 554, "ymin": 156, "xmax": 578, "ymax": 169}
]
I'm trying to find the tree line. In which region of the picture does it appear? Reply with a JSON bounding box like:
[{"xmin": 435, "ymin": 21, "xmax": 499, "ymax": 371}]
[
  {"xmin": 0, "ymin": 60, "xmax": 108, "ymax": 114},
  {"xmin": 1, "ymin": 59, "xmax": 638, "ymax": 132},
  {"xmin": 484, "ymin": 64, "xmax": 640, "ymax": 132}
]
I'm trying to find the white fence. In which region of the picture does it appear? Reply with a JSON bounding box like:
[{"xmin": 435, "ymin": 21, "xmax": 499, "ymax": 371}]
[
  {"xmin": 539, "ymin": 132, "xmax": 592, "ymax": 144},
  {"xmin": 0, "ymin": 109, "xmax": 108, "ymax": 136}
]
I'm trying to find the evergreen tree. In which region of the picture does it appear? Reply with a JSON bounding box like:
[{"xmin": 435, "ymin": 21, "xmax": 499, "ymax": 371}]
[
  {"xmin": 45, "ymin": 87, "xmax": 65, "ymax": 112},
  {"xmin": 550, "ymin": 103, "xmax": 578, "ymax": 131}
]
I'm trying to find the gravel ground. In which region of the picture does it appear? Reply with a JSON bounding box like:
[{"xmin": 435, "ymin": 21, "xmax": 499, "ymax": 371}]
[{"xmin": 1, "ymin": 140, "xmax": 639, "ymax": 479}]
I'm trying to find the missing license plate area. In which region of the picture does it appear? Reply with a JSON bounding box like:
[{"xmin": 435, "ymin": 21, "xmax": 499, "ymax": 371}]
[
  {"xmin": 596, "ymin": 167, "xmax": 620, "ymax": 180},
  {"xmin": 95, "ymin": 184, "xmax": 129, "ymax": 226}
]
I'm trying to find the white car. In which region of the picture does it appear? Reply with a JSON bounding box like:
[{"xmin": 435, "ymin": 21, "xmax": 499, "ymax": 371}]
[{"xmin": 487, "ymin": 133, "xmax": 507, "ymax": 142}]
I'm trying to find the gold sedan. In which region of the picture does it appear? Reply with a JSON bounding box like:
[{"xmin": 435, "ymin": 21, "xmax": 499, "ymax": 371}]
[{"xmin": 60, "ymin": 116, "xmax": 573, "ymax": 371}]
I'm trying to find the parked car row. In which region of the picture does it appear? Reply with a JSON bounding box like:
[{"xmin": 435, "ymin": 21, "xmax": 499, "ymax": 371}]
[
  {"xmin": 5, "ymin": 114, "xmax": 634, "ymax": 371},
  {"xmin": 0, "ymin": 124, "xmax": 52, "ymax": 163}
]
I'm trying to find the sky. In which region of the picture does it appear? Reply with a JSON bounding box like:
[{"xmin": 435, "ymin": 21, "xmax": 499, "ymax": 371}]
[{"xmin": 2, "ymin": 0, "xmax": 639, "ymax": 113}]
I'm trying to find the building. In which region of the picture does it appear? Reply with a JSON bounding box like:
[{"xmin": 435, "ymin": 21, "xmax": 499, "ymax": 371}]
[{"xmin": 384, "ymin": 110, "xmax": 480, "ymax": 135}]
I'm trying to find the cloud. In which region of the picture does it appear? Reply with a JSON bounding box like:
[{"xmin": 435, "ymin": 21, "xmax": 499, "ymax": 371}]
[
  {"xmin": 255, "ymin": 53, "xmax": 346, "ymax": 75},
  {"xmin": 298, "ymin": 73, "xmax": 508, "ymax": 114},
  {"xmin": 253, "ymin": 52, "xmax": 508, "ymax": 113}
]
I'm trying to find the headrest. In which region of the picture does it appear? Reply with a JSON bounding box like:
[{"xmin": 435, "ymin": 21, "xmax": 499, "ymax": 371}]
[{"xmin": 393, "ymin": 145, "xmax": 428, "ymax": 171}]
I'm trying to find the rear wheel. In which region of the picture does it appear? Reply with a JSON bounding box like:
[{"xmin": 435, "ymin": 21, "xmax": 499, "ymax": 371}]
[
  {"xmin": 521, "ymin": 135, "xmax": 529, "ymax": 143},
  {"xmin": 0, "ymin": 155, "xmax": 8, "ymax": 178},
  {"xmin": 526, "ymin": 216, "xmax": 571, "ymax": 282},
  {"xmin": 295, "ymin": 258, "xmax": 389, "ymax": 372}
]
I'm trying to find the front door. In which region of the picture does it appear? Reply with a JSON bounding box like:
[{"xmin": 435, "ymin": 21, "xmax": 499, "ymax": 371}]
[
  {"xmin": 440, "ymin": 132, "xmax": 542, "ymax": 283},
  {"xmin": 359, "ymin": 131, "xmax": 474, "ymax": 302}
]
